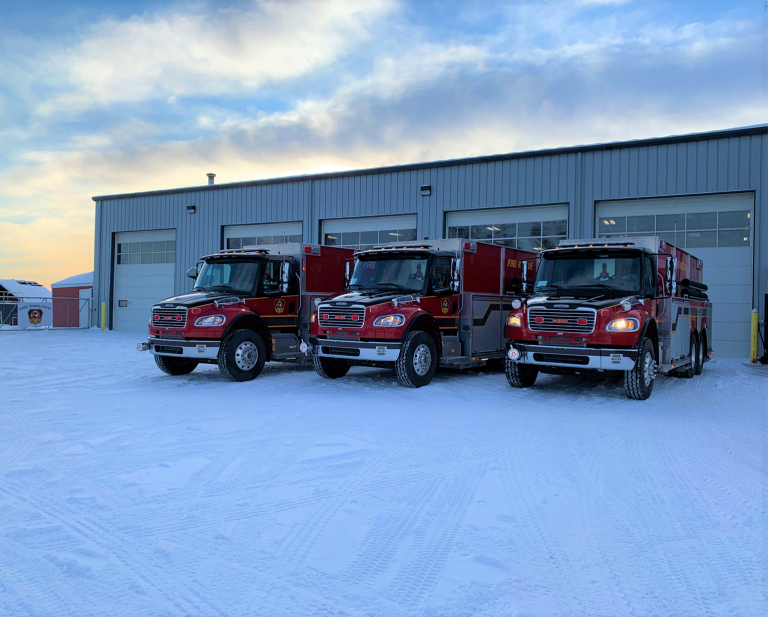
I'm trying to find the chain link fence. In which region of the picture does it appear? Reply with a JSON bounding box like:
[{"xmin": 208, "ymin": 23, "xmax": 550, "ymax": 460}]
[{"xmin": 0, "ymin": 296, "xmax": 92, "ymax": 330}]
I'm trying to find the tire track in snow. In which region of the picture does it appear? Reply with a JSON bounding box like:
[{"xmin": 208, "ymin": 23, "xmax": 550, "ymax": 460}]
[
  {"xmin": 0, "ymin": 483, "xmax": 225, "ymax": 617},
  {"xmin": 383, "ymin": 463, "xmax": 487, "ymax": 609},
  {"xmin": 0, "ymin": 407, "xmax": 35, "ymax": 470},
  {"xmin": 120, "ymin": 419, "xmax": 572, "ymax": 540},
  {"xmin": 338, "ymin": 477, "xmax": 443, "ymax": 588},
  {"xmin": 497, "ymin": 449, "xmax": 589, "ymax": 616}
]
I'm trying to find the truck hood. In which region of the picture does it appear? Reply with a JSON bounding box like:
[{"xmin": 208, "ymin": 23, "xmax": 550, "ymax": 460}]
[
  {"xmin": 527, "ymin": 294, "xmax": 635, "ymax": 310},
  {"xmin": 153, "ymin": 290, "xmax": 245, "ymax": 309},
  {"xmin": 320, "ymin": 289, "xmax": 419, "ymax": 308}
]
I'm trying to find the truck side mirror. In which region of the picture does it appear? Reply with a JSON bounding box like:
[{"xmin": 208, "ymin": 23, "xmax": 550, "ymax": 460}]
[
  {"xmin": 509, "ymin": 276, "xmax": 523, "ymax": 294},
  {"xmin": 451, "ymin": 258, "xmax": 460, "ymax": 292},
  {"xmin": 665, "ymin": 256, "xmax": 677, "ymax": 295},
  {"xmin": 280, "ymin": 261, "xmax": 290, "ymax": 294},
  {"xmin": 344, "ymin": 261, "xmax": 351, "ymax": 289},
  {"xmin": 185, "ymin": 266, "xmax": 198, "ymax": 280}
]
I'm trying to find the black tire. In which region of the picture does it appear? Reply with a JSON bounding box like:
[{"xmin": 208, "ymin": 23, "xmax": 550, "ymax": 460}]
[
  {"xmin": 396, "ymin": 331, "xmax": 438, "ymax": 388},
  {"xmin": 218, "ymin": 329, "xmax": 267, "ymax": 382},
  {"xmin": 624, "ymin": 337, "xmax": 656, "ymax": 400},
  {"xmin": 313, "ymin": 355, "xmax": 351, "ymax": 379},
  {"xmin": 154, "ymin": 355, "xmax": 197, "ymax": 376},
  {"xmin": 695, "ymin": 332, "xmax": 705, "ymax": 375},
  {"xmin": 678, "ymin": 334, "xmax": 697, "ymax": 379},
  {"xmin": 505, "ymin": 360, "xmax": 538, "ymax": 388}
]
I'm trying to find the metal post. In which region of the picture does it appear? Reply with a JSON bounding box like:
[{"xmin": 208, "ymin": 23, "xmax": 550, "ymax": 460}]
[
  {"xmin": 750, "ymin": 309, "xmax": 758, "ymax": 363},
  {"xmin": 101, "ymin": 302, "xmax": 106, "ymax": 331}
]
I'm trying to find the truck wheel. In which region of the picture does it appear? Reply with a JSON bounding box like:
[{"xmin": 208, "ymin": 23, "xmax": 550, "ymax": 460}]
[
  {"xmin": 155, "ymin": 355, "xmax": 198, "ymax": 376},
  {"xmin": 624, "ymin": 337, "xmax": 655, "ymax": 400},
  {"xmin": 396, "ymin": 331, "xmax": 438, "ymax": 388},
  {"xmin": 677, "ymin": 334, "xmax": 698, "ymax": 379},
  {"xmin": 505, "ymin": 360, "xmax": 538, "ymax": 388},
  {"xmin": 218, "ymin": 329, "xmax": 266, "ymax": 382},
  {"xmin": 694, "ymin": 332, "xmax": 705, "ymax": 375},
  {"xmin": 313, "ymin": 355, "xmax": 350, "ymax": 379}
]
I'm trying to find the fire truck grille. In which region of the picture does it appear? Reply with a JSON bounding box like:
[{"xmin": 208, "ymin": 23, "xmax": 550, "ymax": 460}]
[
  {"xmin": 318, "ymin": 305, "xmax": 365, "ymax": 329},
  {"xmin": 527, "ymin": 308, "xmax": 596, "ymax": 333},
  {"xmin": 152, "ymin": 307, "xmax": 188, "ymax": 328}
]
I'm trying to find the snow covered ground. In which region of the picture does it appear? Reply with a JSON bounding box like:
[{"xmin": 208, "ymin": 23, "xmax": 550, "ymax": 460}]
[{"xmin": 0, "ymin": 329, "xmax": 765, "ymax": 616}]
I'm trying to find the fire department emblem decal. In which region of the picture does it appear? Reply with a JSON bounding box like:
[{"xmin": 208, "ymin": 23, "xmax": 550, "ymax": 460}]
[
  {"xmin": 441, "ymin": 298, "xmax": 450, "ymax": 315},
  {"xmin": 28, "ymin": 308, "xmax": 44, "ymax": 325},
  {"xmin": 274, "ymin": 299, "xmax": 285, "ymax": 314}
]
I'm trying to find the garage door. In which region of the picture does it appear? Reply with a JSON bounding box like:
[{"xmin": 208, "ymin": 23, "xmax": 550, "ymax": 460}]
[
  {"xmin": 322, "ymin": 214, "xmax": 417, "ymax": 251},
  {"xmin": 224, "ymin": 222, "xmax": 302, "ymax": 249},
  {"xmin": 596, "ymin": 193, "xmax": 754, "ymax": 358},
  {"xmin": 446, "ymin": 204, "xmax": 569, "ymax": 252},
  {"xmin": 113, "ymin": 230, "xmax": 176, "ymax": 332}
]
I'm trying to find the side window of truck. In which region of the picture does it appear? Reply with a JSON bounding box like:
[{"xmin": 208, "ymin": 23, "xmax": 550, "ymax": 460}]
[
  {"xmin": 262, "ymin": 261, "xmax": 281, "ymax": 295},
  {"xmin": 430, "ymin": 258, "xmax": 452, "ymax": 292},
  {"xmin": 645, "ymin": 257, "xmax": 656, "ymax": 296}
]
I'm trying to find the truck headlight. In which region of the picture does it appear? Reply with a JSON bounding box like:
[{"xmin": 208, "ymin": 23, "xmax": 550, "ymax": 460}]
[
  {"xmin": 606, "ymin": 318, "xmax": 640, "ymax": 332},
  {"xmin": 373, "ymin": 314, "xmax": 405, "ymax": 327},
  {"xmin": 507, "ymin": 314, "xmax": 522, "ymax": 327},
  {"xmin": 194, "ymin": 314, "xmax": 226, "ymax": 327},
  {"xmin": 310, "ymin": 312, "xmax": 316, "ymax": 323}
]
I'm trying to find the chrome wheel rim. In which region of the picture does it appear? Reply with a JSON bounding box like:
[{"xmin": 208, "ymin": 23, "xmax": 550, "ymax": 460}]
[
  {"xmin": 643, "ymin": 351, "xmax": 654, "ymax": 386},
  {"xmin": 235, "ymin": 341, "xmax": 258, "ymax": 371},
  {"xmin": 697, "ymin": 340, "xmax": 703, "ymax": 369},
  {"xmin": 413, "ymin": 343, "xmax": 432, "ymax": 376}
]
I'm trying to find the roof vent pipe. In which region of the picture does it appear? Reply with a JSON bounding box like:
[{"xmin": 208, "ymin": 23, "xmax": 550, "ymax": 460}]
[{"xmin": 207, "ymin": 173, "xmax": 216, "ymax": 185}]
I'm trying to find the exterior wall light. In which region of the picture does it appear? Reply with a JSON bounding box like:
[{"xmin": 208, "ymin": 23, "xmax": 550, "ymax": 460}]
[
  {"xmin": 187, "ymin": 205, "xmax": 196, "ymax": 214},
  {"xmin": 420, "ymin": 185, "xmax": 431, "ymax": 196}
]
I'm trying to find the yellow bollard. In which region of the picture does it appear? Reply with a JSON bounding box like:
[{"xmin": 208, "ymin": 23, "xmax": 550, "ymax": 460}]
[
  {"xmin": 101, "ymin": 302, "xmax": 106, "ymax": 332},
  {"xmin": 750, "ymin": 309, "xmax": 758, "ymax": 363}
]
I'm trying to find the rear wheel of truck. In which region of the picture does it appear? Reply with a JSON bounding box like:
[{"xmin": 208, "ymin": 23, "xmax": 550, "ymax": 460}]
[
  {"xmin": 624, "ymin": 337, "xmax": 655, "ymax": 400},
  {"xmin": 676, "ymin": 334, "xmax": 698, "ymax": 379},
  {"xmin": 505, "ymin": 360, "xmax": 538, "ymax": 388},
  {"xmin": 313, "ymin": 355, "xmax": 351, "ymax": 379},
  {"xmin": 694, "ymin": 332, "xmax": 705, "ymax": 375},
  {"xmin": 155, "ymin": 355, "xmax": 198, "ymax": 376},
  {"xmin": 396, "ymin": 331, "xmax": 438, "ymax": 388},
  {"xmin": 218, "ymin": 329, "xmax": 266, "ymax": 382}
]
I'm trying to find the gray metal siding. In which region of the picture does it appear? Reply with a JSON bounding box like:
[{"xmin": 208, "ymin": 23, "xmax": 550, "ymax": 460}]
[{"xmin": 93, "ymin": 130, "xmax": 766, "ymax": 339}]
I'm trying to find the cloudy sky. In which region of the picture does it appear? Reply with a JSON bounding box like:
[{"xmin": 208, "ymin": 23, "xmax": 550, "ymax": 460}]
[{"xmin": 0, "ymin": 0, "xmax": 764, "ymax": 288}]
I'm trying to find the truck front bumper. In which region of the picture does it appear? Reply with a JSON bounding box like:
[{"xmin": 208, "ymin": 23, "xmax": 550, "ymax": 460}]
[
  {"xmin": 138, "ymin": 337, "xmax": 220, "ymax": 360},
  {"xmin": 507, "ymin": 342, "xmax": 638, "ymax": 371},
  {"xmin": 313, "ymin": 338, "xmax": 401, "ymax": 362}
]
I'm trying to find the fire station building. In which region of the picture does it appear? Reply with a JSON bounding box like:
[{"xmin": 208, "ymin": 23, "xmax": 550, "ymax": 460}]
[{"xmin": 92, "ymin": 124, "xmax": 767, "ymax": 358}]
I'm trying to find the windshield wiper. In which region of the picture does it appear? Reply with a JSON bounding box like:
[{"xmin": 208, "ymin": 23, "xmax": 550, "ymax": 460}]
[
  {"xmin": 203, "ymin": 285, "xmax": 243, "ymax": 293},
  {"xmin": 369, "ymin": 282, "xmax": 410, "ymax": 292}
]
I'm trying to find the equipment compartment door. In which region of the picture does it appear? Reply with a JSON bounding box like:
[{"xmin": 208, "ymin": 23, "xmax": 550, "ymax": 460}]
[
  {"xmin": 670, "ymin": 300, "xmax": 688, "ymax": 361},
  {"xmin": 471, "ymin": 296, "xmax": 504, "ymax": 356}
]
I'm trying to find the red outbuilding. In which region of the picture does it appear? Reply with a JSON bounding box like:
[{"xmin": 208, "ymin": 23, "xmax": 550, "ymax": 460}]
[{"xmin": 51, "ymin": 272, "xmax": 93, "ymax": 328}]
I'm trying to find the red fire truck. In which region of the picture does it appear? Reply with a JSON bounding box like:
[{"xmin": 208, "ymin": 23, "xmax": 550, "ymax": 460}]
[
  {"xmin": 504, "ymin": 236, "xmax": 713, "ymax": 400},
  {"xmin": 308, "ymin": 240, "xmax": 537, "ymax": 387},
  {"xmin": 137, "ymin": 243, "xmax": 353, "ymax": 381}
]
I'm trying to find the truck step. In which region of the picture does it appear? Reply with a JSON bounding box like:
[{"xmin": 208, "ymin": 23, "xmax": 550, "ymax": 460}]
[{"xmin": 440, "ymin": 356, "xmax": 469, "ymax": 364}]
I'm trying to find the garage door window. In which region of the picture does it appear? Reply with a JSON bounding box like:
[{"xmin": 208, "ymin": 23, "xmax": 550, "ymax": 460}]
[
  {"xmin": 324, "ymin": 228, "xmax": 417, "ymax": 251},
  {"xmin": 448, "ymin": 219, "xmax": 567, "ymax": 251},
  {"xmin": 227, "ymin": 234, "xmax": 302, "ymax": 249},
  {"xmin": 117, "ymin": 241, "xmax": 176, "ymax": 264},
  {"xmin": 599, "ymin": 210, "xmax": 751, "ymax": 248}
]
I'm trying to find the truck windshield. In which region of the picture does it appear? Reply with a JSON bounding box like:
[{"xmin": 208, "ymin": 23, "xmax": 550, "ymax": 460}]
[
  {"xmin": 194, "ymin": 260, "xmax": 260, "ymax": 294},
  {"xmin": 535, "ymin": 252, "xmax": 642, "ymax": 295},
  {"xmin": 349, "ymin": 256, "xmax": 429, "ymax": 293}
]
